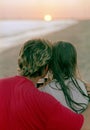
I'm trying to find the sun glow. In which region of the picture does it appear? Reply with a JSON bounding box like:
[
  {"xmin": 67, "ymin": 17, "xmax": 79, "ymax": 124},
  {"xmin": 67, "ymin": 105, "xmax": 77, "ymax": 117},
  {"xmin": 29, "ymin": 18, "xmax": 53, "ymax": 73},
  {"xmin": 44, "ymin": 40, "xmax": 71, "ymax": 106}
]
[{"xmin": 44, "ymin": 14, "xmax": 52, "ymax": 21}]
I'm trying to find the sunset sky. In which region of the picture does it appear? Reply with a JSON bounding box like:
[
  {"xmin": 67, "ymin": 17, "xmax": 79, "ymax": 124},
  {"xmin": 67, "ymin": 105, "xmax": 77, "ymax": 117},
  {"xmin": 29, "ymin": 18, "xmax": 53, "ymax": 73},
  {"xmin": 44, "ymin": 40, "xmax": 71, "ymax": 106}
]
[{"xmin": 0, "ymin": 0, "xmax": 90, "ymax": 20}]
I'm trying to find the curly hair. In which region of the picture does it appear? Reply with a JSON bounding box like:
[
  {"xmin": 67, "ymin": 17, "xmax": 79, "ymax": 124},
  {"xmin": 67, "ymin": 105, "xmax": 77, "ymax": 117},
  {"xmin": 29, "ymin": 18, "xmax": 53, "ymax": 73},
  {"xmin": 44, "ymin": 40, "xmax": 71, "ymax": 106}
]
[{"xmin": 18, "ymin": 39, "xmax": 52, "ymax": 78}]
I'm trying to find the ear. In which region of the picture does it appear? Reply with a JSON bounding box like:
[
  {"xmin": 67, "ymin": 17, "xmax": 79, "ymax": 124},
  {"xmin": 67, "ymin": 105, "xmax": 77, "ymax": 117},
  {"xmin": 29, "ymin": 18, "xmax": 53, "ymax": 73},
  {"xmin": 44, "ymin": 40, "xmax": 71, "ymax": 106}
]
[
  {"xmin": 45, "ymin": 65, "xmax": 49, "ymax": 72},
  {"xmin": 41, "ymin": 65, "xmax": 49, "ymax": 78}
]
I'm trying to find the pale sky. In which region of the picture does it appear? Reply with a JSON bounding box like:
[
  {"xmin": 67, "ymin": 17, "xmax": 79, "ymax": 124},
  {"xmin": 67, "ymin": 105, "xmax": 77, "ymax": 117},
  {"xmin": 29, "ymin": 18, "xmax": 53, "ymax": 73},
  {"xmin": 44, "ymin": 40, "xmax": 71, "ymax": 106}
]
[{"xmin": 0, "ymin": 0, "xmax": 90, "ymax": 19}]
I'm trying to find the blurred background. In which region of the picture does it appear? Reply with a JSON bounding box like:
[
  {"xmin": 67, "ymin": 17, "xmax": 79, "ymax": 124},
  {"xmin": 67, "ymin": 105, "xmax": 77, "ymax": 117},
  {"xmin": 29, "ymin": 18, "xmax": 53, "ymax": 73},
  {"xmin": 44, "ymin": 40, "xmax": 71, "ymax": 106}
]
[{"xmin": 0, "ymin": 0, "xmax": 90, "ymax": 82}]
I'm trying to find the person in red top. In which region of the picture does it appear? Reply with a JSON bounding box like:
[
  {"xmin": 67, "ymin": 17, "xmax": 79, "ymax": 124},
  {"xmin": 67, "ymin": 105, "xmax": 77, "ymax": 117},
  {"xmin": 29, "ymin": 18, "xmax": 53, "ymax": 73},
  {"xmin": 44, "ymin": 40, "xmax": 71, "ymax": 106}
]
[{"xmin": 0, "ymin": 39, "xmax": 89, "ymax": 130}]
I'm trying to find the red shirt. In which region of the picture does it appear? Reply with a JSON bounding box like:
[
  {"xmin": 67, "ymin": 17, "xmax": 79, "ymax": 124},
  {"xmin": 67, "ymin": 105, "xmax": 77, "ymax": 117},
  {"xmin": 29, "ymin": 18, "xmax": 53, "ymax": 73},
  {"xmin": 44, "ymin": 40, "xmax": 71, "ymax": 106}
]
[{"xmin": 0, "ymin": 76, "xmax": 84, "ymax": 130}]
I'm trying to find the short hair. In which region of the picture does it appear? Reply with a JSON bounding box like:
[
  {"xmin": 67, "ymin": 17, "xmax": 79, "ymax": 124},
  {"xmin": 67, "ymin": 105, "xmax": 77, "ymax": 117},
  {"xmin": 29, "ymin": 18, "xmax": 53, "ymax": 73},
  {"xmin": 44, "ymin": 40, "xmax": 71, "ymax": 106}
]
[{"xmin": 18, "ymin": 39, "xmax": 52, "ymax": 77}]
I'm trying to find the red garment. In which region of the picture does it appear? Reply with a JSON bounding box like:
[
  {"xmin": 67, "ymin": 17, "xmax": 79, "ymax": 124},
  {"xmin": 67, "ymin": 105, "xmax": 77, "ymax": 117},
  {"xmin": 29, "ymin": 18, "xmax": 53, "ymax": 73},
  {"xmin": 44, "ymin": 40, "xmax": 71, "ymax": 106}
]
[{"xmin": 0, "ymin": 76, "xmax": 84, "ymax": 130}]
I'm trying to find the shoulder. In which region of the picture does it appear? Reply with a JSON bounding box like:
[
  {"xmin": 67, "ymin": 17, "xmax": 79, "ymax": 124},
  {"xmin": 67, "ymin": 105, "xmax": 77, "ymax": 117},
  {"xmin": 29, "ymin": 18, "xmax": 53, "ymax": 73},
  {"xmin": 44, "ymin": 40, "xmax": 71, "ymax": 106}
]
[
  {"xmin": 76, "ymin": 79, "xmax": 87, "ymax": 93},
  {"xmin": 66, "ymin": 78, "xmax": 86, "ymax": 91}
]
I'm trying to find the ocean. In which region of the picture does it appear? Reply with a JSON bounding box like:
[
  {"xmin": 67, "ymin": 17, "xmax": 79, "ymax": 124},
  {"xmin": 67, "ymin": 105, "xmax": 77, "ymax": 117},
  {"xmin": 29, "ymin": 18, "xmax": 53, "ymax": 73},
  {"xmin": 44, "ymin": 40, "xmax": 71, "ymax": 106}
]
[{"xmin": 0, "ymin": 19, "xmax": 78, "ymax": 53}]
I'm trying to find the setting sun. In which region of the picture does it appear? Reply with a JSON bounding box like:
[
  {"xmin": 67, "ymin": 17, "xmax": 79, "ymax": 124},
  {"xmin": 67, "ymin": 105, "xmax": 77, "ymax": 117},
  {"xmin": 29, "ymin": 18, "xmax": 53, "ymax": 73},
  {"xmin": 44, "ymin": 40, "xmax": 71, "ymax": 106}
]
[{"xmin": 44, "ymin": 14, "xmax": 52, "ymax": 21}]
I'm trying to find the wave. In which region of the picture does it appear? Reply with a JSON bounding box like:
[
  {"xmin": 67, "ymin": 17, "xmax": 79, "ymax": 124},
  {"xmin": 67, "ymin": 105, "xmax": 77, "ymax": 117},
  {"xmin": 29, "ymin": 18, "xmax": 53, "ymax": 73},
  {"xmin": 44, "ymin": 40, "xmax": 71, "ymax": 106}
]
[{"xmin": 0, "ymin": 19, "xmax": 78, "ymax": 53}]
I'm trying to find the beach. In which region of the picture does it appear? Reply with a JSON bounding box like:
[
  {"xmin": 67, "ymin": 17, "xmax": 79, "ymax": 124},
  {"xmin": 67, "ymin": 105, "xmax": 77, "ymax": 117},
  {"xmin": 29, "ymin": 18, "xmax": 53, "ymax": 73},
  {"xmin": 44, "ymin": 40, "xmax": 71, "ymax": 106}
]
[{"xmin": 0, "ymin": 19, "xmax": 90, "ymax": 82}]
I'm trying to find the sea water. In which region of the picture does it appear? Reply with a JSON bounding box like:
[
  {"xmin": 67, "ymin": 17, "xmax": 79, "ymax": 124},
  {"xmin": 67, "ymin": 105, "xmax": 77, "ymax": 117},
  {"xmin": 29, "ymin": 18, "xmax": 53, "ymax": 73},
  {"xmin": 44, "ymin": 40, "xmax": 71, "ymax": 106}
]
[{"xmin": 0, "ymin": 19, "xmax": 78, "ymax": 53}]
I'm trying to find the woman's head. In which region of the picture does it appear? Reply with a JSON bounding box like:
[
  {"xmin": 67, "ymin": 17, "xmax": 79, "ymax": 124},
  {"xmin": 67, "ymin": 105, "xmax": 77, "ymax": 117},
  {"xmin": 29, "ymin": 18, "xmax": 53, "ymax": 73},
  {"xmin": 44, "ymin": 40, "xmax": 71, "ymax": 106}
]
[
  {"xmin": 18, "ymin": 39, "xmax": 52, "ymax": 78},
  {"xmin": 51, "ymin": 41, "xmax": 77, "ymax": 79}
]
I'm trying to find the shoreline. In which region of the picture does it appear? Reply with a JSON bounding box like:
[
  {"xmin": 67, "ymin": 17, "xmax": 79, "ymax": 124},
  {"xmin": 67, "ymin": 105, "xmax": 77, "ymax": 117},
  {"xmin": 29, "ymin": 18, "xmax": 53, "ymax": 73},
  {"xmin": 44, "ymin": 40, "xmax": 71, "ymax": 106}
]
[
  {"xmin": 0, "ymin": 19, "xmax": 78, "ymax": 53},
  {"xmin": 0, "ymin": 20, "xmax": 90, "ymax": 82}
]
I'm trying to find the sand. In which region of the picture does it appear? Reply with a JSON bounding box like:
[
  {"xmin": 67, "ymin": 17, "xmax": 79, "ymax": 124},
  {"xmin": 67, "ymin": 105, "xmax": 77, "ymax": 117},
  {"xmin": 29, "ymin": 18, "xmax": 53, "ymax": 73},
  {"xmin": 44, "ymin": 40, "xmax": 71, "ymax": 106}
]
[{"xmin": 0, "ymin": 19, "xmax": 90, "ymax": 82}]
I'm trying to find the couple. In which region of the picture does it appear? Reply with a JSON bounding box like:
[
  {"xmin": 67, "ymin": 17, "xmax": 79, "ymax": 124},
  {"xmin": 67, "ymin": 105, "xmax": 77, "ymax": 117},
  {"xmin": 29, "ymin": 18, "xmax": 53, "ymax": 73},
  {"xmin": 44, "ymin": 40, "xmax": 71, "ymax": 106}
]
[{"xmin": 0, "ymin": 38, "xmax": 90, "ymax": 130}]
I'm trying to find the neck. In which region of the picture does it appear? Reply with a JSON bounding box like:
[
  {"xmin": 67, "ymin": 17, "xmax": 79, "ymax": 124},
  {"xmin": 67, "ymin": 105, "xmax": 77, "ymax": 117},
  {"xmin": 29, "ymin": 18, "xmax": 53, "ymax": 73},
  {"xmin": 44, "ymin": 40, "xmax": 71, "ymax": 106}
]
[{"xmin": 26, "ymin": 76, "xmax": 40, "ymax": 84}]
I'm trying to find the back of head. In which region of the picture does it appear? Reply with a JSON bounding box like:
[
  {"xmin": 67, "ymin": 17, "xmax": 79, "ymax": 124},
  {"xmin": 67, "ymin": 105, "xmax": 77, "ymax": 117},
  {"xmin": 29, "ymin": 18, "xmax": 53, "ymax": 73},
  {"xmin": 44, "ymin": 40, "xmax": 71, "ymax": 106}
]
[
  {"xmin": 18, "ymin": 39, "xmax": 52, "ymax": 78},
  {"xmin": 51, "ymin": 41, "xmax": 77, "ymax": 79}
]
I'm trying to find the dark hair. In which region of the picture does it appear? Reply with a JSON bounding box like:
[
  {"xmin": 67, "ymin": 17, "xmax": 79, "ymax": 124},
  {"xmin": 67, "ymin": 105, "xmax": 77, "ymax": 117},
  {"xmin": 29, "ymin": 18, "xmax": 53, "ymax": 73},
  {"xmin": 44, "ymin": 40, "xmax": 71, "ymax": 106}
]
[
  {"xmin": 52, "ymin": 41, "xmax": 77, "ymax": 79},
  {"xmin": 50, "ymin": 41, "xmax": 89, "ymax": 113},
  {"xmin": 18, "ymin": 39, "xmax": 52, "ymax": 78}
]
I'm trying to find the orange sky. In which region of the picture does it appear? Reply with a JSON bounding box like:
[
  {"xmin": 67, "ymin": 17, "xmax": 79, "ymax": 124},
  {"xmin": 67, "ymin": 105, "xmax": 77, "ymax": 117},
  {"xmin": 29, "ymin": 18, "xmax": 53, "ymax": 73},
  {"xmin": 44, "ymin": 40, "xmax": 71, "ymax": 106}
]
[{"xmin": 0, "ymin": 0, "xmax": 90, "ymax": 20}]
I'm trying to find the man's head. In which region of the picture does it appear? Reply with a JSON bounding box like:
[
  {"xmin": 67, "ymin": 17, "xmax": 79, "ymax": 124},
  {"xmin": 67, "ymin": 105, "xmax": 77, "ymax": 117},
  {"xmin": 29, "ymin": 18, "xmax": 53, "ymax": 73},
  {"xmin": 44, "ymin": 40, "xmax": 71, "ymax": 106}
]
[{"xmin": 18, "ymin": 39, "xmax": 52, "ymax": 78}]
